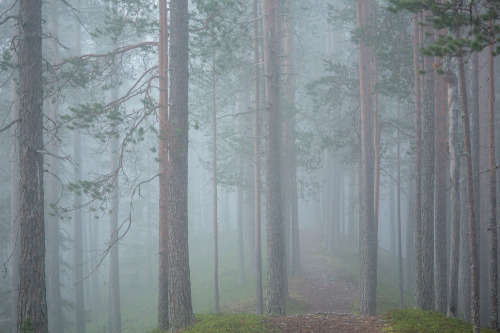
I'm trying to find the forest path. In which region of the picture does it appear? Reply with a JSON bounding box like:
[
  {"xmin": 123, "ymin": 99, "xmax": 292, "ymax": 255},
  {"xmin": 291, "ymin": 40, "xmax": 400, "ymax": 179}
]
[{"xmin": 267, "ymin": 231, "xmax": 387, "ymax": 332}]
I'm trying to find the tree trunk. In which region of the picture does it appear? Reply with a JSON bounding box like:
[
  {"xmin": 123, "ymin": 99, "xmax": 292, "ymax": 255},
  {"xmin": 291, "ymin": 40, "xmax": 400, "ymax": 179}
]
[
  {"xmin": 168, "ymin": 0, "xmax": 193, "ymax": 328},
  {"xmin": 416, "ymin": 10, "xmax": 435, "ymax": 310},
  {"xmin": 460, "ymin": 160, "xmax": 472, "ymax": 321},
  {"xmin": 237, "ymin": 92, "xmax": 245, "ymax": 285},
  {"xmin": 109, "ymin": 81, "xmax": 121, "ymax": 333},
  {"xmin": 397, "ymin": 104, "xmax": 403, "ymax": 308},
  {"xmin": 262, "ymin": 0, "xmax": 286, "ymax": 316},
  {"xmin": 434, "ymin": 54, "xmax": 447, "ymax": 314},
  {"xmin": 10, "ymin": 51, "xmax": 20, "ymax": 333},
  {"xmin": 356, "ymin": 0, "xmax": 377, "ymax": 316},
  {"xmin": 212, "ymin": 63, "xmax": 220, "ymax": 313},
  {"xmin": 412, "ymin": 13, "xmax": 424, "ymax": 310},
  {"xmin": 253, "ymin": 0, "xmax": 264, "ymax": 316},
  {"xmin": 458, "ymin": 49, "xmax": 480, "ymax": 333},
  {"xmin": 446, "ymin": 69, "xmax": 461, "ymax": 318},
  {"xmin": 157, "ymin": 0, "xmax": 169, "ymax": 329},
  {"xmin": 487, "ymin": 39, "xmax": 498, "ymax": 331},
  {"xmin": 73, "ymin": 16, "xmax": 86, "ymax": 333},
  {"xmin": 16, "ymin": 0, "xmax": 48, "ymax": 331},
  {"xmin": 405, "ymin": 158, "xmax": 415, "ymax": 293}
]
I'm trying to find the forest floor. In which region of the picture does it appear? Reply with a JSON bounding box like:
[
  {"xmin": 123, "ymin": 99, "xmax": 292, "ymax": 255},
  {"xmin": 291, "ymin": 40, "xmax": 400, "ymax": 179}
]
[{"xmin": 266, "ymin": 231, "xmax": 387, "ymax": 332}]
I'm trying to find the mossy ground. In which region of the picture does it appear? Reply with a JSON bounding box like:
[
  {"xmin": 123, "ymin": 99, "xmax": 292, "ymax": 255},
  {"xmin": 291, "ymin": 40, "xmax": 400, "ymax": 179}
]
[{"xmin": 385, "ymin": 308, "xmax": 498, "ymax": 333}]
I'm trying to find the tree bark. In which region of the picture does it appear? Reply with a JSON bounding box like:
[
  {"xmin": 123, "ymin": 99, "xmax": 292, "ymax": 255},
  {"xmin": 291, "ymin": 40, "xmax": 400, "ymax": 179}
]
[
  {"xmin": 157, "ymin": 0, "xmax": 169, "ymax": 330},
  {"xmin": 168, "ymin": 0, "xmax": 193, "ymax": 329},
  {"xmin": 446, "ymin": 69, "xmax": 461, "ymax": 318},
  {"xmin": 16, "ymin": 0, "xmax": 48, "ymax": 331},
  {"xmin": 412, "ymin": 13, "xmax": 423, "ymax": 310},
  {"xmin": 212, "ymin": 63, "xmax": 220, "ymax": 313},
  {"xmin": 487, "ymin": 39, "xmax": 498, "ymax": 331},
  {"xmin": 109, "ymin": 78, "xmax": 121, "ymax": 333},
  {"xmin": 356, "ymin": 0, "xmax": 377, "ymax": 316},
  {"xmin": 397, "ymin": 104, "xmax": 403, "ymax": 308},
  {"xmin": 458, "ymin": 49, "xmax": 480, "ymax": 333},
  {"xmin": 434, "ymin": 54, "xmax": 447, "ymax": 314},
  {"xmin": 253, "ymin": 0, "xmax": 264, "ymax": 316},
  {"xmin": 10, "ymin": 51, "xmax": 20, "ymax": 333},
  {"xmin": 73, "ymin": 16, "xmax": 86, "ymax": 333},
  {"xmin": 262, "ymin": 0, "xmax": 286, "ymax": 316},
  {"xmin": 416, "ymin": 10, "xmax": 435, "ymax": 310}
]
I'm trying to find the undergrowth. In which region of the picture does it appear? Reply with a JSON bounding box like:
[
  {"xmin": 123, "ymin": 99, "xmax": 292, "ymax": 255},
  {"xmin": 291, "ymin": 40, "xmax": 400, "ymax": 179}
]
[
  {"xmin": 385, "ymin": 308, "xmax": 497, "ymax": 333},
  {"xmin": 148, "ymin": 314, "xmax": 275, "ymax": 333}
]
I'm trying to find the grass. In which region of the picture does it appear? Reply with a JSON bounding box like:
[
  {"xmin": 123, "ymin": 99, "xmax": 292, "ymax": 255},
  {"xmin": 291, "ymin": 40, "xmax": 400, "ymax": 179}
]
[
  {"xmin": 147, "ymin": 314, "xmax": 275, "ymax": 333},
  {"xmin": 182, "ymin": 313, "xmax": 275, "ymax": 333},
  {"xmin": 385, "ymin": 308, "xmax": 498, "ymax": 333}
]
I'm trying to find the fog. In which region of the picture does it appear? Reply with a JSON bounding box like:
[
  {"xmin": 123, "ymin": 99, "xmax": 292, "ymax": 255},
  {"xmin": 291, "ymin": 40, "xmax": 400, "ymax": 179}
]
[{"xmin": 1, "ymin": 0, "xmax": 500, "ymax": 332}]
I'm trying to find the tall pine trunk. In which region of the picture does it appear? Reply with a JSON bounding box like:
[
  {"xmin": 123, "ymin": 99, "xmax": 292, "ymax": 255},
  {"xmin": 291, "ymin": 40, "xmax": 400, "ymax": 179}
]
[
  {"xmin": 458, "ymin": 48, "xmax": 480, "ymax": 333},
  {"xmin": 262, "ymin": 0, "xmax": 286, "ymax": 316},
  {"xmin": 212, "ymin": 62, "xmax": 220, "ymax": 313},
  {"xmin": 356, "ymin": 0, "xmax": 377, "ymax": 315},
  {"xmin": 16, "ymin": 0, "xmax": 48, "ymax": 331},
  {"xmin": 74, "ymin": 17, "xmax": 86, "ymax": 333},
  {"xmin": 10, "ymin": 48, "xmax": 19, "ymax": 333},
  {"xmin": 109, "ymin": 76, "xmax": 121, "ymax": 333},
  {"xmin": 417, "ymin": 10, "xmax": 435, "ymax": 310},
  {"xmin": 412, "ymin": 13, "xmax": 423, "ymax": 309},
  {"xmin": 167, "ymin": 0, "xmax": 193, "ymax": 328},
  {"xmin": 487, "ymin": 38, "xmax": 498, "ymax": 330},
  {"xmin": 253, "ymin": 0, "xmax": 264, "ymax": 316},
  {"xmin": 157, "ymin": 0, "xmax": 169, "ymax": 329},
  {"xmin": 447, "ymin": 69, "xmax": 461, "ymax": 318},
  {"xmin": 434, "ymin": 53, "xmax": 447, "ymax": 314}
]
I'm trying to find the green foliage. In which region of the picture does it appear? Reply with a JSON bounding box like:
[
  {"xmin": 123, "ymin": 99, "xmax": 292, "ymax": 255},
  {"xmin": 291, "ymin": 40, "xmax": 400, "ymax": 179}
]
[
  {"xmin": 387, "ymin": 0, "xmax": 500, "ymax": 56},
  {"xmin": 385, "ymin": 308, "xmax": 498, "ymax": 333}
]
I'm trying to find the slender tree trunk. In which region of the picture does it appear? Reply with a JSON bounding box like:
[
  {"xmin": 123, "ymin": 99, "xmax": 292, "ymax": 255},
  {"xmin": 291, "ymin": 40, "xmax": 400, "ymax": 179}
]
[
  {"xmin": 157, "ymin": 0, "xmax": 169, "ymax": 330},
  {"xmin": 446, "ymin": 69, "xmax": 461, "ymax": 318},
  {"xmin": 237, "ymin": 92, "xmax": 245, "ymax": 285},
  {"xmin": 458, "ymin": 49, "xmax": 480, "ymax": 333},
  {"xmin": 397, "ymin": 104, "xmax": 403, "ymax": 308},
  {"xmin": 487, "ymin": 39, "xmax": 498, "ymax": 331},
  {"xmin": 262, "ymin": 0, "xmax": 286, "ymax": 316},
  {"xmin": 373, "ymin": 57, "xmax": 380, "ymax": 249},
  {"xmin": 461, "ymin": 160, "xmax": 472, "ymax": 321},
  {"xmin": 405, "ymin": 158, "xmax": 415, "ymax": 293},
  {"xmin": 390, "ymin": 182, "xmax": 396, "ymax": 255},
  {"xmin": 412, "ymin": 13, "xmax": 423, "ymax": 310},
  {"xmin": 10, "ymin": 53, "xmax": 20, "ymax": 333},
  {"xmin": 16, "ymin": 0, "xmax": 48, "ymax": 331},
  {"xmin": 416, "ymin": 10, "xmax": 435, "ymax": 310},
  {"xmin": 168, "ymin": 0, "xmax": 193, "ymax": 328},
  {"xmin": 356, "ymin": 0, "xmax": 377, "ymax": 316},
  {"xmin": 90, "ymin": 214, "xmax": 100, "ymax": 326},
  {"xmin": 109, "ymin": 81, "xmax": 121, "ymax": 333},
  {"xmin": 253, "ymin": 0, "xmax": 264, "ymax": 316},
  {"xmin": 434, "ymin": 53, "xmax": 447, "ymax": 314},
  {"xmin": 212, "ymin": 63, "xmax": 220, "ymax": 313},
  {"xmin": 73, "ymin": 17, "xmax": 86, "ymax": 333}
]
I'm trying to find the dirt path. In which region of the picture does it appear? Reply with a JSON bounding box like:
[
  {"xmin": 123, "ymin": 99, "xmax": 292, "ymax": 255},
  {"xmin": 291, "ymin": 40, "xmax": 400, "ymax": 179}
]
[{"xmin": 267, "ymin": 231, "xmax": 387, "ymax": 332}]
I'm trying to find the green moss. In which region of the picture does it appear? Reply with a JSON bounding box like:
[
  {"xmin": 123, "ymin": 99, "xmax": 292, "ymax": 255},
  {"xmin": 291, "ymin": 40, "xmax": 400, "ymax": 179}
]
[
  {"xmin": 182, "ymin": 314, "xmax": 275, "ymax": 333},
  {"xmin": 385, "ymin": 308, "xmax": 497, "ymax": 333}
]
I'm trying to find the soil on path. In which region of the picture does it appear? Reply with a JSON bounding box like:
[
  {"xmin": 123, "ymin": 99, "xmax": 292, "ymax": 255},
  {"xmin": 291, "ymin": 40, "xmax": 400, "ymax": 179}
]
[{"xmin": 267, "ymin": 231, "xmax": 386, "ymax": 332}]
